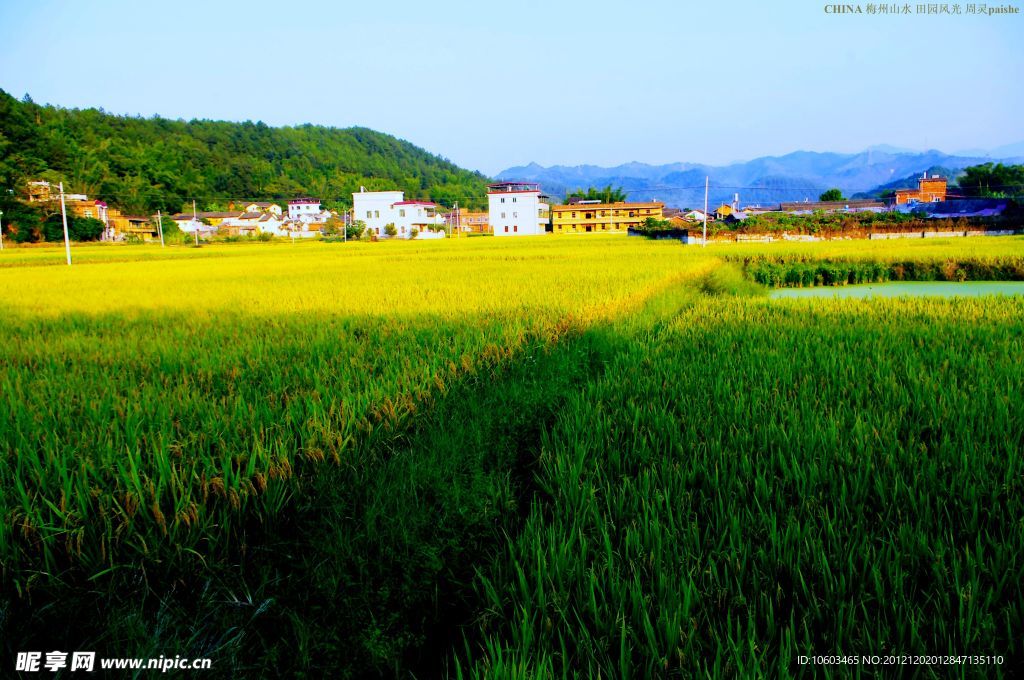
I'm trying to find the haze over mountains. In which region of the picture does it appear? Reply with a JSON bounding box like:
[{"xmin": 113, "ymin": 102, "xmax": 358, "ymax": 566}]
[{"xmin": 497, "ymin": 145, "xmax": 1024, "ymax": 209}]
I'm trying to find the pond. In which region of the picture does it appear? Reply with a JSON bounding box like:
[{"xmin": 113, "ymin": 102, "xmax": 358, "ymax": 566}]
[{"xmin": 770, "ymin": 281, "xmax": 1024, "ymax": 300}]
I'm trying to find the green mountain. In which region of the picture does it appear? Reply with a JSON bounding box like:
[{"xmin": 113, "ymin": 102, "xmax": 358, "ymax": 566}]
[{"xmin": 0, "ymin": 90, "xmax": 489, "ymax": 215}]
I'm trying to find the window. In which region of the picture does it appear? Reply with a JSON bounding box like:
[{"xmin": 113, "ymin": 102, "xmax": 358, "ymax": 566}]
[
  {"xmin": 501, "ymin": 212, "xmax": 506, "ymax": 218},
  {"xmin": 375, "ymin": 210, "xmax": 380, "ymax": 218},
  {"xmin": 501, "ymin": 197, "xmax": 505, "ymax": 203},
  {"xmin": 504, "ymin": 226, "xmax": 509, "ymax": 233},
  {"xmin": 366, "ymin": 211, "xmax": 372, "ymax": 218},
  {"xmin": 399, "ymin": 209, "xmax": 406, "ymax": 217},
  {"xmin": 514, "ymin": 225, "xmax": 518, "ymax": 232},
  {"xmin": 513, "ymin": 197, "xmax": 517, "ymax": 203},
  {"xmin": 572, "ymin": 212, "xmax": 577, "ymax": 218},
  {"xmin": 513, "ymin": 212, "xmax": 517, "ymax": 218}
]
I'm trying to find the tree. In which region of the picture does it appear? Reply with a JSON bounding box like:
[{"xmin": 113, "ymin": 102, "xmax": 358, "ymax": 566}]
[
  {"xmin": 347, "ymin": 219, "xmax": 367, "ymax": 240},
  {"xmin": 41, "ymin": 214, "xmax": 104, "ymax": 242},
  {"xmin": 566, "ymin": 185, "xmax": 627, "ymax": 204},
  {"xmin": 323, "ymin": 215, "xmax": 344, "ymax": 235},
  {"xmin": 957, "ymin": 163, "xmax": 1024, "ymax": 199},
  {"xmin": 819, "ymin": 188, "xmax": 845, "ymax": 202},
  {"xmin": 641, "ymin": 216, "xmax": 672, "ymax": 231},
  {"xmin": 0, "ymin": 87, "xmax": 491, "ymax": 222},
  {"xmin": 0, "ymin": 198, "xmax": 43, "ymax": 243},
  {"xmin": 384, "ymin": 223, "xmax": 397, "ymax": 237},
  {"xmin": 160, "ymin": 218, "xmax": 182, "ymax": 237}
]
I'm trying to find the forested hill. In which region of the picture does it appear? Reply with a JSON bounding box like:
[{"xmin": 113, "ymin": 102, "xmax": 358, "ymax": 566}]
[{"xmin": 0, "ymin": 90, "xmax": 490, "ymax": 214}]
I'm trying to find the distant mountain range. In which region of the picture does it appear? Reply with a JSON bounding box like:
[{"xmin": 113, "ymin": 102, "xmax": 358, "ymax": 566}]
[{"xmin": 497, "ymin": 146, "xmax": 1024, "ymax": 209}]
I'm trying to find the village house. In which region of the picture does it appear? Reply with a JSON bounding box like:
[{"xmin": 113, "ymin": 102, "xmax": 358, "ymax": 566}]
[
  {"xmin": 288, "ymin": 198, "xmax": 332, "ymax": 224},
  {"xmin": 169, "ymin": 211, "xmax": 241, "ymax": 231},
  {"xmin": 229, "ymin": 201, "xmax": 283, "ymax": 216},
  {"xmin": 550, "ymin": 200, "xmax": 664, "ymax": 234},
  {"xmin": 352, "ymin": 188, "xmax": 446, "ymax": 238},
  {"xmin": 24, "ymin": 181, "xmax": 161, "ymax": 241},
  {"xmin": 893, "ymin": 173, "xmax": 948, "ymax": 205},
  {"xmin": 487, "ymin": 182, "xmax": 550, "ymax": 236},
  {"xmin": 217, "ymin": 212, "xmax": 264, "ymax": 237},
  {"xmin": 443, "ymin": 209, "xmax": 490, "ymax": 235}
]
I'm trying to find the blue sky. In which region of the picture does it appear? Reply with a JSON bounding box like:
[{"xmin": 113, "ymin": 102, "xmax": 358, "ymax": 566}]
[{"xmin": 1, "ymin": 0, "xmax": 1021, "ymax": 175}]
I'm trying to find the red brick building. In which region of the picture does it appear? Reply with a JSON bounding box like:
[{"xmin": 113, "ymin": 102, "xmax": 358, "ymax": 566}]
[{"xmin": 894, "ymin": 174, "xmax": 948, "ymax": 205}]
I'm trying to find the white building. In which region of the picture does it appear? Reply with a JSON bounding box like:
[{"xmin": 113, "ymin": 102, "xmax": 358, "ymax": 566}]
[
  {"xmin": 244, "ymin": 202, "xmax": 283, "ymax": 216},
  {"xmin": 487, "ymin": 182, "xmax": 549, "ymax": 236},
  {"xmin": 288, "ymin": 198, "xmax": 330, "ymax": 223},
  {"xmin": 352, "ymin": 187, "xmax": 445, "ymax": 238}
]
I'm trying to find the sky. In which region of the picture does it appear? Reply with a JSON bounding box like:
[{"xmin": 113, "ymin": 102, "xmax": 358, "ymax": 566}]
[{"xmin": 1, "ymin": 0, "xmax": 1022, "ymax": 175}]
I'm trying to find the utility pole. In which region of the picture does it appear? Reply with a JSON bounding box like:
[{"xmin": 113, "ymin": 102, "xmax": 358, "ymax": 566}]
[
  {"xmin": 453, "ymin": 201, "xmax": 459, "ymax": 238},
  {"xmin": 192, "ymin": 199, "xmax": 199, "ymax": 246},
  {"xmin": 702, "ymin": 176, "xmax": 709, "ymax": 247},
  {"xmin": 59, "ymin": 182, "xmax": 72, "ymax": 265},
  {"xmin": 157, "ymin": 209, "xmax": 165, "ymax": 247},
  {"xmin": 0, "ymin": 210, "xmax": 4, "ymax": 251}
]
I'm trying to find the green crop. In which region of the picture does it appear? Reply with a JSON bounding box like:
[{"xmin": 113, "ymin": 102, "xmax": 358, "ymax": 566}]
[{"xmin": 2, "ymin": 236, "xmax": 1022, "ymax": 676}]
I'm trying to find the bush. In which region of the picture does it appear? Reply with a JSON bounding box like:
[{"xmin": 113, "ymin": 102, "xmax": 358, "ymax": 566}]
[{"xmin": 42, "ymin": 214, "xmax": 104, "ymax": 242}]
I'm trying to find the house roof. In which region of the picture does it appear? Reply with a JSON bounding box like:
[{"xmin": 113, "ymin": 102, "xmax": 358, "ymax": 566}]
[
  {"xmin": 393, "ymin": 200, "xmax": 436, "ymax": 206},
  {"xmin": 550, "ymin": 201, "xmax": 663, "ymax": 211},
  {"xmin": 902, "ymin": 198, "xmax": 1008, "ymax": 218},
  {"xmin": 170, "ymin": 211, "xmax": 241, "ymax": 220},
  {"xmin": 778, "ymin": 200, "xmax": 886, "ymax": 211}
]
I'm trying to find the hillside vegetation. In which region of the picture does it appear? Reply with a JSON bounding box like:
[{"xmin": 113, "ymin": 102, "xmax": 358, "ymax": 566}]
[{"xmin": 0, "ymin": 90, "xmax": 489, "ymax": 216}]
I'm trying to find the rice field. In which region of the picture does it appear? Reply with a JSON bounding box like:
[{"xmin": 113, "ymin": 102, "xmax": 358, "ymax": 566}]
[{"xmin": 1, "ymin": 236, "xmax": 1022, "ymax": 676}]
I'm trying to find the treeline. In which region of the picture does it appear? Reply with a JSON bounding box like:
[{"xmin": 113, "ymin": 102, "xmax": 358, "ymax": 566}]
[
  {"xmin": 0, "ymin": 90, "xmax": 490, "ymax": 219},
  {"xmin": 957, "ymin": 163, "xmax": 1024, "ymax": 199}
]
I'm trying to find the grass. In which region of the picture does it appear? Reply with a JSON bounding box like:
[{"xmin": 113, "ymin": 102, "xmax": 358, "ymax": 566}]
[{"xmin": 1, "ymin": 235, "xmax": 1022, "ymax": 676}]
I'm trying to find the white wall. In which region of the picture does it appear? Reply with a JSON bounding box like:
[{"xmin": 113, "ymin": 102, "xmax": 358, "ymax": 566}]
[
  {"xmin": 488, "ymin": 190, "xmax": 547, "ymax": 236},
  {"xmin": 353, "ymin": 190, "xmax": 444, "ymax": 238},
  {"xmin": 288, "ymin": 201, "xmax": 322, "ymax": 221},
  {"xmin": 353, "ymin": 190, "xmax": 404, "ymax": 235}
]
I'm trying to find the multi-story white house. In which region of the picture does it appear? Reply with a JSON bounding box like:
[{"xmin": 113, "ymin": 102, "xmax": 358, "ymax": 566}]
[
  {"xmin": 352, "ymin": 187, "xmax": 445, "ymax": 238},
  {"xmin": 487, "ymin": 182, "xmax": 549, "ymax": 236},
  {"xmin": 288, "ymin": 198, "xmax": 330, "ymax": 223}
]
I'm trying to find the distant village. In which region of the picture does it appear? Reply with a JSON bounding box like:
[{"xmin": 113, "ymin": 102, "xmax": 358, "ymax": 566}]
[{"xmin": 19, "ymin": 172, "xmax": 1013, "ymax": 243}]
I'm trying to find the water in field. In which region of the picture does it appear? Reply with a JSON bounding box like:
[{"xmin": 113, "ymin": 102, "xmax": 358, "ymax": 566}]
[{"xmin": 770, "ymin": 281, "xmax": 1024, "ymax": 300}]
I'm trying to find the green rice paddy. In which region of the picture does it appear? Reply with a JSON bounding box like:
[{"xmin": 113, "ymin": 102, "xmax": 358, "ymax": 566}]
[{"xmin": 1, "ymin": 237, "xmax": 1022, "ymax": 677}]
